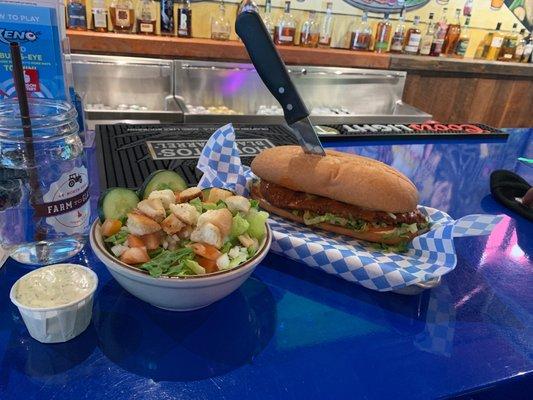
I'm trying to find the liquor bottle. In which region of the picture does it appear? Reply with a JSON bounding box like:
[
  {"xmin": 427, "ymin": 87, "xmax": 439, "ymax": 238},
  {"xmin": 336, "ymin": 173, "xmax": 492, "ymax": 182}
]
[
  {"xmin": 485, "ymin": 23, "xmax": 504, "ymax": 61},
  {"xmin": 520, "ymin": 35, "xmax": 533, "ymax": 63},
  {"xmin": 390, "ymin": 7, "xmax": 407, "ymax": 53},
  {"xmin": 318, "ymin": 1, "xmax": 334, "ymax": 47},
  {"xmin": 263, "ymin": 0, "xmax": 275, "ymax": 39},
  {"xmin": 211, "ymin": 0, "xmax": 231, "ymax": 41},
  {"xmin": 110, "ymin": 0, "xmax": 134, "ymax": 33},
  {"xmin": 403, "ymin": 15, "xmax": 422, "ymax": 55},
  {"xmin": 374, "ymin": 13, "xmax": 392, "ymax": 54},
  {"xmin": 419, "ymin": 12, "xmax": 435, "ymax": 56},
  {"xmin": 349, "ymin": 12, "xmax": 372, "ymax": 51},
  {"xmin": 513, "ymin": 29, "xmax": 527, "ymax": 62},
  {"xmin": 300, "ymin": 11, "xmax": 319, "ymax": 48},
  {"xmin": 430, "ymin": 8, "xmax": 448, "ymax": 56},
  {"xmin": 498, "ymin": 23, "xmax": 519, "ymax": 61},
  {"xmin": 136, "ymin": 0, "xmax": 156, "ymax": 35},
  {"xmin": 91, "ymin": 0, "xmax": 108, "ymax": 32},
  {"xmin": 178, "ymin": 0, "xmax": 192, "ymax": 38},
  {"xmin": 463, "ymin": 0, "xmax": 473, "ymax": 16},
  {"xmin": 453, "ymin": 16, "xmax": 470, "ymax": 58},
  {"xmin": 274, "ymin": 1, "xmax": 296, "ymax": 46},
  {"xmin": 442, "ymin": 8, "xmax": 461, "ymax": 56},
  {"xmin": 161, "ymin": 0, "xmax": 175, "ymax": 36},
  {"xmin": 67, "ymin": 0, "xmax": 88, "ymax": 30}
]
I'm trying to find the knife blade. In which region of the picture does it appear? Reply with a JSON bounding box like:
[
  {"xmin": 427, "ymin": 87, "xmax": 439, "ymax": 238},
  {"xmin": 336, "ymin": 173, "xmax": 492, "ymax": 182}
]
[{"xmin": 235, "ymin": 1, "xmax": 325, "ymax": 156}]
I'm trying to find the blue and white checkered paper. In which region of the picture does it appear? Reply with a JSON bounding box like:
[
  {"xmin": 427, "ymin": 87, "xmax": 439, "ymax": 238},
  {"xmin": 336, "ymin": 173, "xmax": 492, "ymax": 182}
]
[{"xmin": 197, "ymin": 124, "xmax": 504, "ymax": 292}]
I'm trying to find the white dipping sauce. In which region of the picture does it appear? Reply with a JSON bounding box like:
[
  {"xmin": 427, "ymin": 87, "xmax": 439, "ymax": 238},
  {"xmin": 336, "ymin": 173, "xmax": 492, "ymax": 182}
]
[{"xmin": 14, "ymin": 264, "xmax": 96, "ymax": 308}]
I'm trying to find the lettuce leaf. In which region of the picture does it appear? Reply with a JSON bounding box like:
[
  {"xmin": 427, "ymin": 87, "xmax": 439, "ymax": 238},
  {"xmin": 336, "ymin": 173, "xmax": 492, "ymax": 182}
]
[{"xmin": 231, "ymin": 213, "xmax": 250, "ymax": 238}]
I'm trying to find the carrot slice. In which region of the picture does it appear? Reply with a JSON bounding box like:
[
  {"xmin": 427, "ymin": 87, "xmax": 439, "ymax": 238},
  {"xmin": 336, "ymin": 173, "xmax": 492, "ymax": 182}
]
[
  {"xmin": 196, "ymin": 256, "xmax": 218, "ymax": 274},
  {"xmin": 190, "ymin": 243, "xmax": 222, "ymax": 261},
  {"xmin": 101, "ymin": 219, "xmax": 122, "ymax": 237}
]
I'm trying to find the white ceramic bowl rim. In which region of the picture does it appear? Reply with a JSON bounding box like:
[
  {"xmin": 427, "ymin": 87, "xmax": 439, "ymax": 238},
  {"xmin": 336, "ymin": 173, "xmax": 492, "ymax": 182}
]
[
  {"xmin": 9, "ymin": 264, "xmax": 98, "ymax": 312},
  {"xmin": 90, "ymin": 220, "xmax": 272, "ymax": 282}
]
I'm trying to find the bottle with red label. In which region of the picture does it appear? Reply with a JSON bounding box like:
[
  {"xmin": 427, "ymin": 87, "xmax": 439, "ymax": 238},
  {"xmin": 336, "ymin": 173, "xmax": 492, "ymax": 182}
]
[{"xmin": 0, "ymin": 99, "xmax": 90, "ymax": 265}]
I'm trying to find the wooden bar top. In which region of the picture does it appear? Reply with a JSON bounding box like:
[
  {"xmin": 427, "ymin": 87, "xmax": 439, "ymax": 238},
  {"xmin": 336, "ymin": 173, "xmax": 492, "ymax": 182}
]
[
  {"xmin": 66, "ymin": 30, "xmax": 389, "ymax": 69},
  {"xmin": 67, "ymin": 30, "xmax": 533, "ymax": 77},
  {"xmin": 389, "ymin": 54, "xmax": 533, "ymax": 78}
]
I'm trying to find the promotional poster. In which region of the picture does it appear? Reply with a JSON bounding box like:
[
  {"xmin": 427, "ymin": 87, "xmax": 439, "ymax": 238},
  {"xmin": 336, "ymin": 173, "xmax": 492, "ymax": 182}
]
[{"xmin": 0, "ymin": 2, "xmax": 67, "ymax": 100}]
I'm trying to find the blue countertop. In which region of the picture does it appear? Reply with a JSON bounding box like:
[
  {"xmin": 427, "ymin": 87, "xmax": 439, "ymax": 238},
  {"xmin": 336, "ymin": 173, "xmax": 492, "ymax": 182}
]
[{"xmin": 1, "ymin": 129, "xmax": 532, "ymax": 400}]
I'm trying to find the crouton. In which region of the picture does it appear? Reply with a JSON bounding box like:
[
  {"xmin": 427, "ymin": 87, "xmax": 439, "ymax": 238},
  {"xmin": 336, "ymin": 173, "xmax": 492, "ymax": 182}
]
[
  {"xmin": 206, "ymin": 187, "xmax": 233, "ymax": 203},
  {"xmin": 225, "ymin": 195, "xmax": 251, "ymax": 214},
  {"xmin": 238, "ymin": 234, "xmax": 259, "ymax": 250},
  {"xmin": 148, "ymin": 189, "xmax": 176, "ymax": 209},
  {"xmin": 178, "ymin": 225, "xmax": 193, "ymax": 239},
  {"xmin": 178, "ymin": 187, "xmax": 202, "ymax": 203},
  {"xmin": 197, "ymin": 208, "xmax": 232, "ymax": 237},
  {"xmin": 120, "ymin": 247, "xmax": 150, "ymax": 265},
  {"xmin": 126, "ymin": 213, "xmax": 161, "ymax": 236},
  {"xmin": 161, "ymin": 214, "xmax": 186, "ymax": 235},
  {"xmin": 137, "ymin": 198, "xmax": 166, "ymax": 222},
  {"xmin": 169, "ymin": 203, "xmax": 200, "ymax": 226},
  {"xmin": 190, "ymin": 222, "xmax": 223, "ymax": 248}
]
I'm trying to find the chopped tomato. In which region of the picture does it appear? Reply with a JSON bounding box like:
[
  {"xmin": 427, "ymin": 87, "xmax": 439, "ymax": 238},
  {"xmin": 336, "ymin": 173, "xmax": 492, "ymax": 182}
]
[
  {"xmin": 190, "ymin": 243, "xmax": 222, "ymax": 261},
  {"xmin": 127, "ymin": 234, "xmax": 145, "ymax": 248},
  {"xmin": 196, "ymin": 256, "xmax": 218, "ymax": 274},
  {"xmin": 141, "ymin": 232, "xmax": 162, "ymax": 250},
  {"xmin": 101, "ymin": 219, "xmax": 122, "ymax": 237},
  {"xmin": 120, "ymin": 247, "xmax": 150, "ymax": 264}
]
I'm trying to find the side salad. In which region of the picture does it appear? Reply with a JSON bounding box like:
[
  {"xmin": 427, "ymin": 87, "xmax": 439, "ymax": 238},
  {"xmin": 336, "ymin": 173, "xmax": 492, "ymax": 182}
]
[{"xmin": 98, "ymin": 170, "xmax": 269, "ymax": 278}]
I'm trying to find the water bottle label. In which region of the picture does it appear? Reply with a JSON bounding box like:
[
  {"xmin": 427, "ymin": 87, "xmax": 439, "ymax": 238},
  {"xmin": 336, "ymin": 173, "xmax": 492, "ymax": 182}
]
[{"xmin": 38, "ymin": 166, "xmax": 90, "ymax": 235}]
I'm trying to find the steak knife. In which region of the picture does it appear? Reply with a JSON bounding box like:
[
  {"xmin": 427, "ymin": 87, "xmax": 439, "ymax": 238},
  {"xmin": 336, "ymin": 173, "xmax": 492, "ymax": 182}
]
[{"xmin": 235, "ymin": 1, "xmax": 325, "ymax": 156}]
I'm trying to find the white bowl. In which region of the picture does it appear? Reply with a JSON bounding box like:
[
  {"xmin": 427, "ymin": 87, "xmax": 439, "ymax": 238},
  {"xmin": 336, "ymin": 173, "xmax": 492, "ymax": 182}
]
[
  {"xmin": 90, "ymin": 221, "xmax": 272, "ymax": 311},
  {"xmin": 10, "ymin": 264, "xmax": 98, "ymax": 343}
]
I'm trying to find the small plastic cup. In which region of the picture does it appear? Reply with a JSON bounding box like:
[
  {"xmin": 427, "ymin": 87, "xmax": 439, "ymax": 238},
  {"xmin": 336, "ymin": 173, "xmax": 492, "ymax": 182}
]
[{"xmin": 10, "ymin": 264, "xmax": 98, "ymax": 343}]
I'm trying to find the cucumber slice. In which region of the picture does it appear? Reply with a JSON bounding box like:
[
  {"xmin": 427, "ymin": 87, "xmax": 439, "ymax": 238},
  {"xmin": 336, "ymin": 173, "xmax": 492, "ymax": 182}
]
[
  {"xmin": 98, "ymin": 188, "xmax": 139, "ymax": 222},
  {"xmin": 140, "ymin": 170, "xmax": 188, "ymax": 199}
]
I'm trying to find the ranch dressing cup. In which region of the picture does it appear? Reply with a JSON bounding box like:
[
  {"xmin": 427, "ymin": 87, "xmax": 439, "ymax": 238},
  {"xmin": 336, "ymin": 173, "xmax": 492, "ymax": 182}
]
[
  {"xmin": 0, "ymin": 99, "xmax": 90, "ymax": 265},
  {"xmin": 10, "ymin": 263, "xmax": 98, "ymax": 343}
]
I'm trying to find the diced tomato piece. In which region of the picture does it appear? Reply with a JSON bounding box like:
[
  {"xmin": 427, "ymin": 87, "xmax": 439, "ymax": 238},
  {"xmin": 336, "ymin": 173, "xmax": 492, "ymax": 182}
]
[
  {"xmin": 127, "ymin": 234, "xmax": 145, "ymax": 248},
  {"xmin": 190, "ymin": 242, "xmax": 222, "ymax": 261},
  {"xmin": 120, "ymin": 247, "xmax": 150, "ymax": 265},
  {"xmin": 141, "ymin": 232, "xmax": 162, "ymax": 250},
  {"xmin": 101, "ymin": 219, "xmax": 122, "ymax": 237},
  {"xmin": 196, "ymin": 256, "xmax": 218, "ymax": 274}
]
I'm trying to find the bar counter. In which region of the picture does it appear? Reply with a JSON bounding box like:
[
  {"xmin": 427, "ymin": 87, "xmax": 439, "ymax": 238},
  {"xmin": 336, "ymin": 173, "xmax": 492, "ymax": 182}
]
[
  {"xmin": 1, "ymin": 129, "xmax": 532, "ymax": 399},
  {"xmin": 67, "ymin": 30, "xmax": 533, "ymax": 128}
]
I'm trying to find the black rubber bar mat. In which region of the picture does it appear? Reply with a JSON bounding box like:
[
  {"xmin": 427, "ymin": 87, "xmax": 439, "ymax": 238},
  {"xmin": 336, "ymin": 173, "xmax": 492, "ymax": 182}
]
[
  {"xmin": 96, "ymin": 122, "xmax": 508, "ymax": 190},
  {"xmin": 96, "ymin": 124, "xmax": 299, "ymax": 190}
]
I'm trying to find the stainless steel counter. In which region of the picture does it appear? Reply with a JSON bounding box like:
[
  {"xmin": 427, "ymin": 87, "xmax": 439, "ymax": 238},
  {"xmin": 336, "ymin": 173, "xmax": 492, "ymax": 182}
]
[{"xmin": 70, "ymin": 54, "xmax": 431, "ymax": 129}]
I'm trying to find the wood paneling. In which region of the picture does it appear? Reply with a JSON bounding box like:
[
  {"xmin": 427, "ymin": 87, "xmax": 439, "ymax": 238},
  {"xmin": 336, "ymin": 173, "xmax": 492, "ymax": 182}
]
[{"xmin": 402, "ymin": 72, "xmax": 533, "ymax": 127}]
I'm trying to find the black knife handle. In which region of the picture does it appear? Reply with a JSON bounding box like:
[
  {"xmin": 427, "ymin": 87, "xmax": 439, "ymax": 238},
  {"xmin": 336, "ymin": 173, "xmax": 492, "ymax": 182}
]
[{"xmin": 235, "ymin": 10, "xmax": 309, "ymax": 125}]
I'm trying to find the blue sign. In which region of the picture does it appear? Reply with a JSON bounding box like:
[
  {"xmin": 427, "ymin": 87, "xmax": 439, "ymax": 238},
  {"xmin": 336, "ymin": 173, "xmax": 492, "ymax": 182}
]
[{"xmin": 0, "ymin": 3, "xmax": 67, "ymax": 99}]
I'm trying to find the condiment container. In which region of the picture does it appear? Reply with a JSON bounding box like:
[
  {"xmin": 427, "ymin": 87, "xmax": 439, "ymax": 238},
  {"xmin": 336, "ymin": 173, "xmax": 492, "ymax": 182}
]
[{"xmin": 10, "ymin": 264, "xmax": 98, "ymax": 343}]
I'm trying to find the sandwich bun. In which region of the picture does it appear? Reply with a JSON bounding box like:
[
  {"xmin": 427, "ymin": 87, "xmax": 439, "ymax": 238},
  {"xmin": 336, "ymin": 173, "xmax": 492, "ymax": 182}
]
[{"xmin": 251, "ymin": 145, "xmax": 418, "ymax": 213}]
